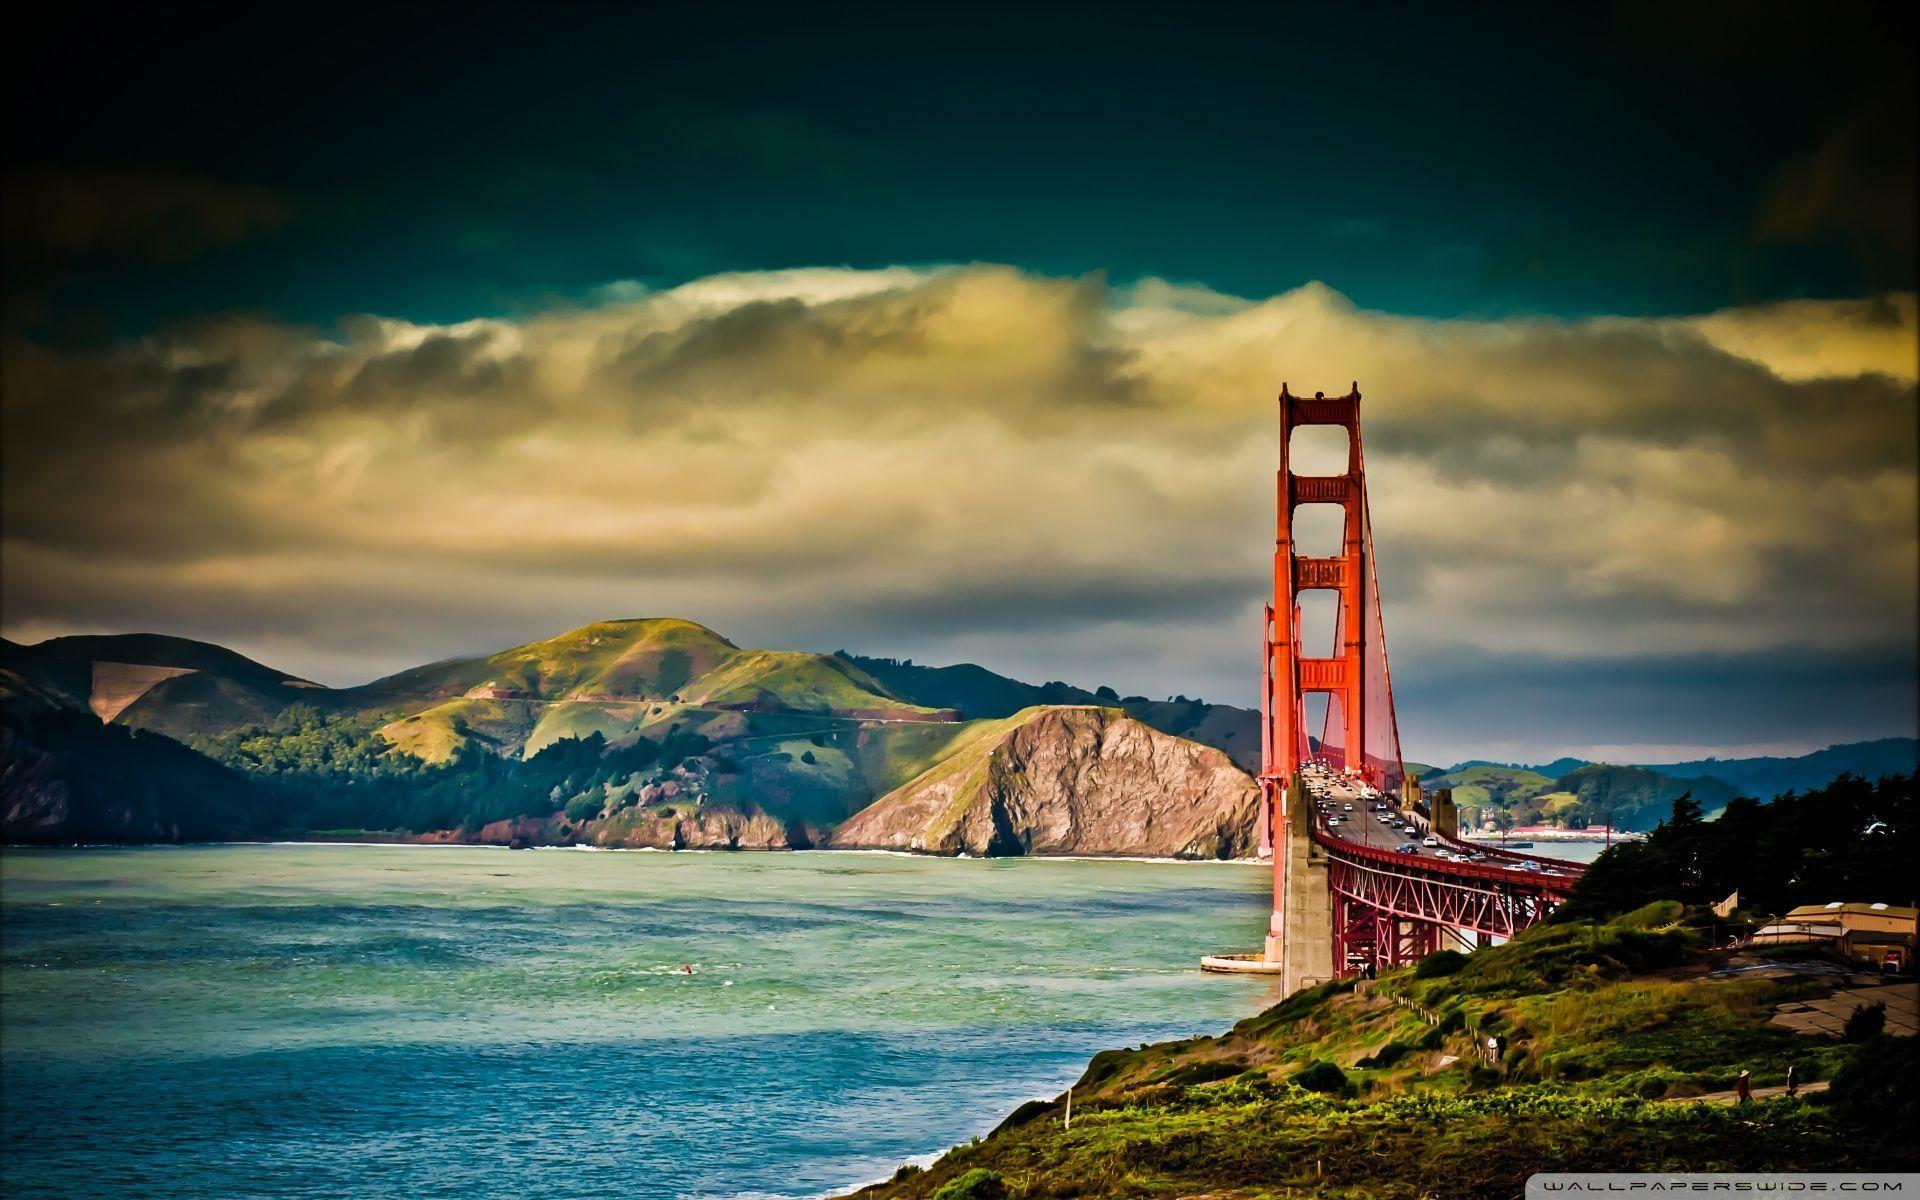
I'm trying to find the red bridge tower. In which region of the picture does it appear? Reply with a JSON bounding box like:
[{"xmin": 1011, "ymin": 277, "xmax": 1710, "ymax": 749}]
[{"xmin": 1206, "ymin": 383, "xmax": 1578, "ymax": 986}]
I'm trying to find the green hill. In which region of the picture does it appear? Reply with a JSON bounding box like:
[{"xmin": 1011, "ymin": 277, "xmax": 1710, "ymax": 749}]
[
  {"xmin": 365, "ymin": 620, "xmax": 948, "ymax": 764},
  {"xmin": 848, "ymin": 902, "xmax": 1916, "ymax": 1199},
  {"xmin": 1430, "ymin": 761, "xmax": 1751, "ymax": 833},
  {"xmin": 1554, "ymin": 763, "xmax": 1740, "ymax": 831},
  {"xmin": 1427, "ymin": 763, "xmax": 1557, "ymax": 823},
  {"xmin": 360, "ymin": 617, "xmax": 739, "ymax": 701}
]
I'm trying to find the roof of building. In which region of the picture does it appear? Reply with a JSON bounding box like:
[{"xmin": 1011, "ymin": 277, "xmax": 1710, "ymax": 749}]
[{"xmin": 1784, "ymin": 902, "xmax": 1919, "ymax": 921}]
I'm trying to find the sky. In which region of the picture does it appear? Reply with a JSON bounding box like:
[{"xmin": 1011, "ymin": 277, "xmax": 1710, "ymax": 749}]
[{"xmin": 3, "ymin": 1, "xmax": 1916, "ymax": 765}]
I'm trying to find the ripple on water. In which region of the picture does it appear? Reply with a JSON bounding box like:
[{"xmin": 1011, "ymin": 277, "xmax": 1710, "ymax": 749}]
[{"xmin": 1, "ymin": 845, "xmax": 1276, "ymax": 1199}]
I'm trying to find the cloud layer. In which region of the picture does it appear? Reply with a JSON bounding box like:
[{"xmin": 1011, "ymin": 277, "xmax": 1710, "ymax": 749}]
[{"xmin": 3, "ymin": 267, "xmax": 1914, "ymax": 761}]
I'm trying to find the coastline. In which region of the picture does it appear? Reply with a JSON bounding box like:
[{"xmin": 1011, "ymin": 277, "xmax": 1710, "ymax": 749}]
[{"xmin": 1, "ymin": 839, "xmax": 1274, "ymax": 867}]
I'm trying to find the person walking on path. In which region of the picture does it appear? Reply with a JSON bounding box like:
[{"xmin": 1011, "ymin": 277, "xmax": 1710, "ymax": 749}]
[
  {"xmin": 1736, "ymin": 1070, "xmax": 1752, "ymax": 1105},
  {"xmin": 1786, "ymin": 1065, "xmax": 1797, "ymax": 1099}
]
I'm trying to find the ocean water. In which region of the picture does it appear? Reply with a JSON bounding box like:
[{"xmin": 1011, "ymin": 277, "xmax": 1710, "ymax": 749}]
[{"xmin": 0, "ymin": 845, "xmax": 1277, "ymax": 1199}]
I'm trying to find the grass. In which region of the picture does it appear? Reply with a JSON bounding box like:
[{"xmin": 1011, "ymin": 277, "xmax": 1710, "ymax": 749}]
[
  {"xmin": 360, "ymin": 617, "xmax": 738, "ymax": 701},
  {"xmin": 379, "ymin": 697, "xmax": 544, "ymax": 763},
  {"xmin": 844, "ymin": 904, "xmax": 1916, "ymax": 1199},
  {"xmin": 682, "ymin": 648, "xmax": 942, "ymax": 716}
]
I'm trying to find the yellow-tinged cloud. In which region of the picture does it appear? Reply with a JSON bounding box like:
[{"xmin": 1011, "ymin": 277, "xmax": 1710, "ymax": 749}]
[{"xmin": 1, "ymin": 267, "xmax": 1914, "ymax": 689}]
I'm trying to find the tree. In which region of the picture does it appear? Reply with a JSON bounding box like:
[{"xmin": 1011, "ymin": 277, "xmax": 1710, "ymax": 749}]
[{"xmin": 1557, "ymin": 773, "xmax": 1915, "ymax": 923}]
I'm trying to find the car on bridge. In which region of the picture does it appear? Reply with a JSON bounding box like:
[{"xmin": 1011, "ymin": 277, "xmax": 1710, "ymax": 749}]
[{"xmin": 1423, "ymin": 835, "xmax": 1439, "ymax": 847}]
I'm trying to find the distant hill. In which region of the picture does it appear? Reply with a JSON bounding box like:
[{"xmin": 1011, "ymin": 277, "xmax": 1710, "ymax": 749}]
[
  {"xmin": 1445, "ymin": 756, "xmax": 1591, "ymax": 778},
  {"xmin": 8, "ymin": 619, "xmax": 1907, "ymax": 848},
  {"xmin": 1551, "ymin": 763, "xmax": 1741, "ymax": 831},
  {"xmin": 1, "ymin": 633, "xmax": 358, "ymax": 740},
  {"xmin": 3, "ymin": 621, "xmax": 1254, "ymax": 852},
  {"xmin": 374, "ymin": 620, "xmax": 950, "ymax": 764},
  {"xmin": 1644, "ymin": 738, "xmax": 1917, "ymax": 800},
  {"xmin": 1433, "ymin": 742, "xmax": 1917, "ymax": 833},
  {"xmin": 1426, "ymin": 764, "xmax": 1560, "ymax": 825},
  {"xmin": 1432, "ymin": 761, "xmax": 1742, "ymax": 832},
  {"xmin": 843, "ymin": 653, "xmax": 1260, "ymax": 772}
]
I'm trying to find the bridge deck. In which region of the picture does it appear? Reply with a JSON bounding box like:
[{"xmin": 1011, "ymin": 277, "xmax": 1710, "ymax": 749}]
[{"xmin": 1306, "ymin": 774, "xmax": 1583, "ymax": 901}]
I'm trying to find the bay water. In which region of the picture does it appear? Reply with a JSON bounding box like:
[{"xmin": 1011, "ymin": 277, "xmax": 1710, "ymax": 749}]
[{"xmin": 0, "ymin": 845, "xmax": 1277, "ymax": 1199}]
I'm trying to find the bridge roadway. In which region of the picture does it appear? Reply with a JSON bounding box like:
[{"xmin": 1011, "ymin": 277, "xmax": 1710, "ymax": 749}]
[
  {"xmin": 1300, "ymin": 767, "xmax": 1583, "ymax": 954},
  {"xmin": 1307, "ymin": 772, "xmax": 1581, "ymax": 881}
]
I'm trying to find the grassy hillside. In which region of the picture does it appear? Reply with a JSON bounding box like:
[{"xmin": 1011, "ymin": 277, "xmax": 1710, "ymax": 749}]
[
  {"xmin": 849, "ymin": 903, "xmax": 1916, "ymax": 1199},
  {"xmin": 380, "ymin": 697, "xmax": 548, "ymax": 762},
  {"xmin": 358, "ymin": 618, "xmax": 738, "ymax": 699},
  {"xmin": 680, "ymin": 648, "xmax": 923, "ymax": 713},
  {"xmin": 1428, "ymin": 764, "xmax": 1557, "ymax": 825},
  {"xmin": 362, "ymin": 621, "xmax": 944, "ymax": 763},
  {"xmin": 1431, "ymin": 761, "xmax": 1748, "ymax": 833}
]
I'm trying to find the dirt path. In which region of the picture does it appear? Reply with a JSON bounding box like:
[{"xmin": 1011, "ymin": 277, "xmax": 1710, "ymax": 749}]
[{"xmin": 1668, "ymin": 1079, "xmax": 1830, "ymax": 1105}]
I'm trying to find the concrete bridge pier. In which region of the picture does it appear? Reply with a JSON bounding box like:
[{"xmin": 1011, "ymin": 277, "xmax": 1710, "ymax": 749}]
[{"xmin": 1204, "ymin": 775, "xmax": 1335, "ymax": 987}]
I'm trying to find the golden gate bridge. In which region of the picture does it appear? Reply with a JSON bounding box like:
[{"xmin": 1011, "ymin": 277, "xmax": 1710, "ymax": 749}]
[{"xmin": 1205, "ymin": 384, "xmax": 1582, "ymax": 988}]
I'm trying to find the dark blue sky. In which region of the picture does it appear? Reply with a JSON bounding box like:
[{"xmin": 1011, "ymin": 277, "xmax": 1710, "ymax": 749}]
[{"xmin": 8, "ymin": 1, "xmax": 1914, "ymax": 335}]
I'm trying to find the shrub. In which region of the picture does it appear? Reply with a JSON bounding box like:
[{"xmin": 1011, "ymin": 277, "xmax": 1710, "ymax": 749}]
[
  {"xmin": 1293, "ymin": 1060, "xmax": 1353, "ymax": 1096},
  {"xmin": 1829, "ymin": 1034, "xmax": 1920, "ymax": 1134},
  {"xmin": 800, "ymin": 750, "xmax": 818, "ymax": 765},
  {"xmin": 1844, "ymin": 1001, "xmax": 1886, "ymax": 1042},
  {"xmin": 563, "ymin": 793, "xmax": 603, "ymax": 822},
  {"xmin": 1159, "ymin": 1059, "xmax": 1247, "ymax": 1088},
  {"xmin": 931, "ymin": 1168, "xmax": 1007, "ymax": 1200},
  {"xmin": 1416, "ymin": 949, "xmax": 1469, "ymax": 978}
]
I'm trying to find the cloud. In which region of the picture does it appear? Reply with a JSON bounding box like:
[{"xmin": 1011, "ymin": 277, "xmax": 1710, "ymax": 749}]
[{"xmin": 2, "ymin": 266, "xmax": 1914, "ymax": 759}]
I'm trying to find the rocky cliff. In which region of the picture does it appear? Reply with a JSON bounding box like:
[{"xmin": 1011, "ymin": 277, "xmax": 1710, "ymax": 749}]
[{"xmin": 830, "ymin": 706, "xmax": 1261, "ymax": 859}]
